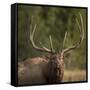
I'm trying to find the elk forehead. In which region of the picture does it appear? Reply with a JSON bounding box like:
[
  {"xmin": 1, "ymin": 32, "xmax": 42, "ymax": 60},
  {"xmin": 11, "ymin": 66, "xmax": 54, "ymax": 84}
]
[
  {"xmin": 49, "ymin": 53, "xmax": 61, "ymax": 62},
  {"xmin": 51, "ymin": 53, "xmax": 64, "ymax": 63}
]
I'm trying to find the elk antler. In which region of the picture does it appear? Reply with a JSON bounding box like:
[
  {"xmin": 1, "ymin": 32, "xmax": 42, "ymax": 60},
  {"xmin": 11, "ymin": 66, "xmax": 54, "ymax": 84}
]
[
  {"xmin": 30, "ymin": 24, "xmax": 55, "ymax": 53},
  {"xmin": 62, "ymin": 13, "xmax": 84, "ymax": 54}
]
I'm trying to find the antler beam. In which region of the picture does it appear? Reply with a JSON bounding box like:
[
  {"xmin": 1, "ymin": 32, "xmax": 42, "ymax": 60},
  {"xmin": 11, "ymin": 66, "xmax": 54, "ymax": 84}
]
[{"xmin": 30, "ymin": 24, "xmax": 55, "ymax": 53}]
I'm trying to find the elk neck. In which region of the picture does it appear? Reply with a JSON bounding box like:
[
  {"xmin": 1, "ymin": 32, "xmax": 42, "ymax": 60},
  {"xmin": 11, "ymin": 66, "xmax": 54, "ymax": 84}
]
[{"xmin": 46, "ymin": 53, "xmax": 64, "ymax": 83}]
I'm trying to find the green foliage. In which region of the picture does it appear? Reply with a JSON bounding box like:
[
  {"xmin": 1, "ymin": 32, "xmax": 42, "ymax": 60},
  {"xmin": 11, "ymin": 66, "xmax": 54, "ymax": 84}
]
[{"xmin": 18, "ymin": 5, "xmax": 87, "ymax": 70}]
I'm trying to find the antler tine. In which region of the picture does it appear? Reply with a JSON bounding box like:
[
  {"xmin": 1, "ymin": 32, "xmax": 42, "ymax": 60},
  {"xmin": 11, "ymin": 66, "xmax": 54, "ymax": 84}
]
[
  {"xmin": 30, "ymin": 24, "xmax": 55, "ymax": 53},
  {"xmin": 49, "ymin": 35, "xmax": 55, "ymax": 52},
  {"xmin": 39, "ymin": 42, "xmax": 52, "ymax": 52},
  {"xmin": 62, "ymin": 13, "xmax": 84, "ymax": 54},
  {"xmin": 63, "ymin": 31, "xmax": 68, "ymax": 49},
  {"xmin": 79, "ymin": 13, "xmax": 84, "ymax": 43}
]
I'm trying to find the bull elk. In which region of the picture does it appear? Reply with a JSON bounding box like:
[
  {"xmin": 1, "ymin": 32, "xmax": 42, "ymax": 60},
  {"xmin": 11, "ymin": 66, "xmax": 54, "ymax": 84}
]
[{"xmin": 18, "ymin": 13, "xmax": 84, "ymax": 85}]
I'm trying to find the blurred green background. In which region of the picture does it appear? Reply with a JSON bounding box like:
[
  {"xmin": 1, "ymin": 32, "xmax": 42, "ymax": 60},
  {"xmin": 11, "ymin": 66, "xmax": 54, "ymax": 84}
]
[{"xmin": 18, "ymin": 5, "xmax": 87, "ymax": 73}]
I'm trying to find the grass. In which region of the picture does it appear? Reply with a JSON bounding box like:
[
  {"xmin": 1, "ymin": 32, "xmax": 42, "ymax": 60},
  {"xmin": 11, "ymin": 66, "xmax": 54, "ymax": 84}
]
[{"xmin": 63, "ymin": 69, "xmax": 86, "ymax": 82}]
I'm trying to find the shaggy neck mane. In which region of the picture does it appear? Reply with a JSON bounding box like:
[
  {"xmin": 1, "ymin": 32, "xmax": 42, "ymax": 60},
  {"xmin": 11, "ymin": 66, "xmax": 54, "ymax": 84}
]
[{"xmin": 46, "ymin": 54, "xmax": 60, "ymax": 83}]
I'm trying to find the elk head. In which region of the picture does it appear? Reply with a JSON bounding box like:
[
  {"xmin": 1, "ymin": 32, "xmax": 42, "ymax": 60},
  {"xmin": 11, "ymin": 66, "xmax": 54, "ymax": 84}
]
[{"xmin": 29, "ymin": 13, "xmax": 84, "ymax": 83}]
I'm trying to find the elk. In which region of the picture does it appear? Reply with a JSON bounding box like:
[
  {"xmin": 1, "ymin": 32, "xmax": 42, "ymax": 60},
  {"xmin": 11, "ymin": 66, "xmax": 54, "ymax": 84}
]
[{"xmin": 18, "ymin": 13, "xmax": 84, "ymax": 85}]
